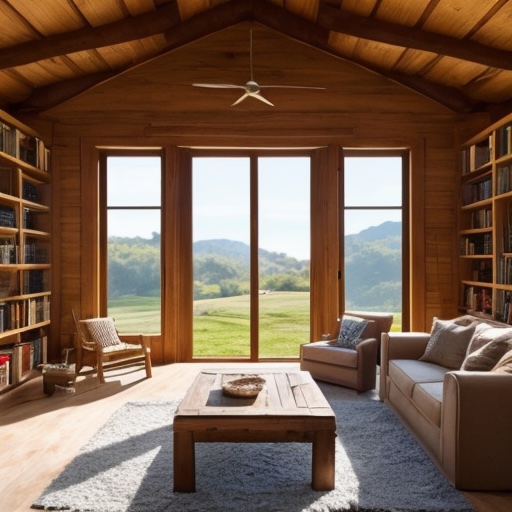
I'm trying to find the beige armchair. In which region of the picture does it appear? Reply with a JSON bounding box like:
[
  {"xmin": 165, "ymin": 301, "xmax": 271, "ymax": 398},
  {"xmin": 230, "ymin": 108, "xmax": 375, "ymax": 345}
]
[
  {"xmin": 72, "ymin": 310, "xmax": 152, "ymax": 384},
  {"xmin": 300, "ymin": 311, "xmax": 393, "ymax": 392}
]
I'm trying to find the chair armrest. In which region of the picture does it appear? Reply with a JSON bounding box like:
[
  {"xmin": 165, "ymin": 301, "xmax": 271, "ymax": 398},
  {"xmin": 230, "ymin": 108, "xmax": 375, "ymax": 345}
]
[
  {"xmin": 81, "ymin": 341, "xmax": 98, "ymax": 352},
  {"xmin": 442, "ymin": 371, "xmax": 512, "ymax": 490},
  {"xmin": 356, "ymin": 337, "xmax": 379, "ymax": 391},
  {"xmin": 356, "ymin": 337, "xmax": 378, "ymax": 354},
  {"xmin": 119, "ymin": 334, "xmax": 151, "ymax": 351}
]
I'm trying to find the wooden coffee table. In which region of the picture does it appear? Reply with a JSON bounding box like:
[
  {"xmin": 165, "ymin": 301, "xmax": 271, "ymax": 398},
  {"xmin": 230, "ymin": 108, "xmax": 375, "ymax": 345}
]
[{"xmin": 173, "ymin": 369, "xmax": 336, "ymax": 492}]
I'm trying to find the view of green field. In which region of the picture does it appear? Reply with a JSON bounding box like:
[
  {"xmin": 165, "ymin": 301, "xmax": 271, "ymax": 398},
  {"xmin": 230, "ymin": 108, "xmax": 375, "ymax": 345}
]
[{"xmin": 110, "ymin": 292, "xmax": 401, "ymax": 358}]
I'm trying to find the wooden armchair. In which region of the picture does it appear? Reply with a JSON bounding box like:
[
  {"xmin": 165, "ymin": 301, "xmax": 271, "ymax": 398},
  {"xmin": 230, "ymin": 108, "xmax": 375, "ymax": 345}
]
[{"xmin": 72, "ymin": 310, "xmax": 152, "ymax": 384}]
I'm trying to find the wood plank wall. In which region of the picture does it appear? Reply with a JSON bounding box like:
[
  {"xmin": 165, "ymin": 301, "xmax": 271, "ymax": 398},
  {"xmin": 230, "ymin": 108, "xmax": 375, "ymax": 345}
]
[
  {"xmin": 32, "ymin": 112, "xmax": 483, "ymax": 363},
  {"xmin": 21, "ymin": 38, "xmax": 492, "ymax": 362}
]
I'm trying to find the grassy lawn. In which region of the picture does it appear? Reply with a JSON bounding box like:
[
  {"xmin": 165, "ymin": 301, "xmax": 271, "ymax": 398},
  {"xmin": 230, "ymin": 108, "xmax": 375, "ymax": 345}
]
[
  {"xmin": 194, "ymin": 292, "xmax": 310, "ymax": 357},
  {"xmin": 110, "ymin": 293, "xmax": 402, "ymax": 358}
]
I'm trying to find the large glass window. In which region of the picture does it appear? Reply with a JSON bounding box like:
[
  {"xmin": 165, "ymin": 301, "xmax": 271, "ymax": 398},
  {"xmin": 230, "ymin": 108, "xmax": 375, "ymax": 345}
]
[
  {"xmin": 258, "ymin": 157, "xmax": 310, "ymax": 357},
  {"xmin": 104, "ymin": 155, "xmax": 162, "ymax": 333},
  {"xmin": 192, "ymin": 157, "xmax": 251, "ymax": 357},
  {"xmin": 191, "ymin": 154, "xmax": 310, "ymax": 359},
  {"xmin": 343, "ymin": 153, "xmax": 407, "ymax": 330}
]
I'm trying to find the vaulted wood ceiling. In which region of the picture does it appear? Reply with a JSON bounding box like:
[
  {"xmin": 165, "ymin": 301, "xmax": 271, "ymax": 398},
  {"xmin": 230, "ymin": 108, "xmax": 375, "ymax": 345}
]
[{"xmin": 1, "ymin": 0, "xmax": 511, "ymax": 117}]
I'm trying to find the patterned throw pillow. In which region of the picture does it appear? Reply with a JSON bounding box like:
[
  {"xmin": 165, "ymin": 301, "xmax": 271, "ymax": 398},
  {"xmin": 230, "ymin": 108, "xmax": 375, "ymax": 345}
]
[
  {"xmin": 461, "ymin": 323, "xmax": 512, "ymax": 371},
  {"xmin": 419, "ymin": 317, "xmax": 478, "ymax": 369},
  {"xmin": 80, "ymin": 317, "xmax": 121, "ymax": 348},
  {"xmin": 466, "ymin": 322, "xmax": 512, "ymax": 353},
  {"xmin": 336, "ymin": 315, "xmax": 370, "ymax": 349}
]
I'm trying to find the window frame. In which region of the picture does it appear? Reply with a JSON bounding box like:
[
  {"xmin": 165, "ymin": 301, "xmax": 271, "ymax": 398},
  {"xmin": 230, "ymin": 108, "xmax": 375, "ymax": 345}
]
[
  {"xmin": 340, "ymin": 149, "xmax": 410, "ymax": 330},
  {"xmin": 98, "ymin": 149, "xmax": 164, "ymax": 325}
]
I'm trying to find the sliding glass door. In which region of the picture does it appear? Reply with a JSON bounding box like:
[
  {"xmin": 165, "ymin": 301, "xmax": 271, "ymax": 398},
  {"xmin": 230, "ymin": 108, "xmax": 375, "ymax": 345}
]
[
  {"xmin": 192, "ymin": 157, "xmax": 251, "ymax": 357},
  {"xmin": 191, "ymin": 154, "xmax": 310, "ymax": 359}
]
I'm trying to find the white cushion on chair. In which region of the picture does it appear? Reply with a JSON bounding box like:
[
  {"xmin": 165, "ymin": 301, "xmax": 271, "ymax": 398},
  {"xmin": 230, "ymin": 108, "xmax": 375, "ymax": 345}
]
[
  {"xmin": 80, "ymin": 317, "xmax": 122, "ymax": 348},
  {"xmin": 103, "ymin": 343, "xmax": 143, "ymax": 353}
]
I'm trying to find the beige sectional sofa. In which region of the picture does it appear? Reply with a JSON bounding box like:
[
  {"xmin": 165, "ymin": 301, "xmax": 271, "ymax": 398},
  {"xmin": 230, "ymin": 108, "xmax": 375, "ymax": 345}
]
[{"xmin": 380, "ymin": 316, "xmax": 512, "ymax": 491}]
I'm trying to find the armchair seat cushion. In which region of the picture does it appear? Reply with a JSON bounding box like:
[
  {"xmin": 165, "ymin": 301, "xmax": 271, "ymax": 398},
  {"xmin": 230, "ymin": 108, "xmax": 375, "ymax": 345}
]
[
  {"xmin": 301, "ymin": 342, "xmax": 358, "ymax": 368},
  {"xmin": 103, "ymin": 342, "xmax": 144, "ymax": 354}
]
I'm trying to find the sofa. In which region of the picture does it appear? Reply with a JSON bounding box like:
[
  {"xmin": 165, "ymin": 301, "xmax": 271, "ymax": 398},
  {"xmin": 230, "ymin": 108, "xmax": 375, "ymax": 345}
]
[
  {"xmin": 380, "ymin": 315, "xmax": 512, "ymax": 490},
  {"xmin": 301, "ymin": 311, "xmax": 393, "ymax": 392}
]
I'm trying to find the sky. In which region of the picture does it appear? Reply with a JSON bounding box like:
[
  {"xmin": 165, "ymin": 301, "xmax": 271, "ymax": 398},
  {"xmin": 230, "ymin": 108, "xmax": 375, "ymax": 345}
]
[{"xmin": 106, "ymin": 155, "xmax": 402, "ymax": 261}]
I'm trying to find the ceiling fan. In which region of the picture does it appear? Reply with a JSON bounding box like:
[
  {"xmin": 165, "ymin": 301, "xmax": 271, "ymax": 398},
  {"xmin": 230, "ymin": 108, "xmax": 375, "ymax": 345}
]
[{"xmin": 193, "ymin": 30, "xmax": 325, "ymax": 106}]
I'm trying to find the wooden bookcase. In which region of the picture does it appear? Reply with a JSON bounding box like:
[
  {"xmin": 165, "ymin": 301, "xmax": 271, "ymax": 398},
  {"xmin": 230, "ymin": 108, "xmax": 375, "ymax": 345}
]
[
  {"xmin": 0, "ymin": 110, "xmax": 51, "ymax": 392},
  {"xmin": 459, "ymin": 113, "xmax": 512, "ymax": 322}
]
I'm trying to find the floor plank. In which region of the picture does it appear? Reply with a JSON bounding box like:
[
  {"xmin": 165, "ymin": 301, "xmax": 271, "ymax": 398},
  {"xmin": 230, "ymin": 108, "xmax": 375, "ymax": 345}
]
[{"xmin": 0, "ymin": 362, "xmax": 510, "ymax": 512}]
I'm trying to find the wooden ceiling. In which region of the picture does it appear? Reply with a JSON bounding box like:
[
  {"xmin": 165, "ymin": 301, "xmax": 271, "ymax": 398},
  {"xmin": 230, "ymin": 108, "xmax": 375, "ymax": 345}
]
[{"xmin": 1, "ymin": 0, "xmax": 512, "ymax": 117}]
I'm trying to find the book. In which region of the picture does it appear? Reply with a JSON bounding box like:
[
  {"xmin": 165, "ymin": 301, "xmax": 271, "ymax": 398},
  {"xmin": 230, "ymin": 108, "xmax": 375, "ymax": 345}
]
[
  {"xmin": 14, "ymin": 342, "xmax": 33, "ymax": 383},
  {"xmin": 0, "ymin": 346, "xmax": 15, "ymax": 386}
]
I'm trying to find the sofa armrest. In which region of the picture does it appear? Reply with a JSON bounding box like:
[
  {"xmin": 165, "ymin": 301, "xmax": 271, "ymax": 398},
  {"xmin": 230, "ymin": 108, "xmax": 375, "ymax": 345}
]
[
  {"xmin": 382, "ymin": 332, "xmax": 430, "ymax": 360},
  {"xmin": 356, "ymin": 337, "xmax": 378, "ymax": 391},
  {"xmin": 379, "ymin": 332, "xmax": 430, "ymax": 400},
  {"xmin": 442, "ymin": 371, "xmax": 512, "ymax": 490}
]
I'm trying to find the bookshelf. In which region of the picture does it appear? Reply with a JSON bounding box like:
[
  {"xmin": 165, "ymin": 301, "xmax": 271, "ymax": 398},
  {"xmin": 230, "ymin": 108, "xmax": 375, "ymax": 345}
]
[
  {"xmin": 0, "ymin": 110, "xmax": 50, "ymax": 392},
  {"xmin": 459, "ymin": 113, "xmax": 512, "ymax": 323}
]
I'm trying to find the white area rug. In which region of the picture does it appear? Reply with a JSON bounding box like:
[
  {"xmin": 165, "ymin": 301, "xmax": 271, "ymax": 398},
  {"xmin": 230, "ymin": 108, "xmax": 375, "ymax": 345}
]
[{"xmin": 32, "ymin": 397, "xmax": 474, "ymax": 512}]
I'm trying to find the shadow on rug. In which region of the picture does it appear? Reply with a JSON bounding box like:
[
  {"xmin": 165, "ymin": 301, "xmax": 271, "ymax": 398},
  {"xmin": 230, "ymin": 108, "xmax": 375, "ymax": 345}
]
[{"xmin": 32, "ymin": 398, "xmax": 473, "ymax": 512}]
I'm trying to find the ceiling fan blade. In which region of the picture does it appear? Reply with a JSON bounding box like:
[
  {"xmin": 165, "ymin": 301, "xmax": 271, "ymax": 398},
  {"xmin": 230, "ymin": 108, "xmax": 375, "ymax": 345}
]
[
  {"xmin": 259, "ymin": 85, "xmax": 326, "ymax": 90},
  {"xmin": 193, "ymin": 30, "xmax": 325, "ymax": 106},
  {"xmin": 231, "ymin": 92, "xmax": 251, "ymax": 106},
  {"xmin": 250, "ymin": 92, "xmax": 274, "ymax": 106},
  {"xmin": 230, "ymin": 91, "xmax": 275, "ymax": 107},
  {"xmin": 193, "ymin": 83, "xmax": 243, "ymax": 89}
]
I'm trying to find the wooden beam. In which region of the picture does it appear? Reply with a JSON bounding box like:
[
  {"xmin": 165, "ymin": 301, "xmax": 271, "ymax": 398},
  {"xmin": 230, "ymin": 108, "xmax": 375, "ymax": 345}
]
[
  {"xmin": 317, "ymin": 3, "xmax": 512, "ymax": 71},
  {"xmin": 10, "ymin": 71, "xmax": 119, "ymax": 113},
  {"xmin": 3, "ymin": 0, "xmax": 511, "ymax": 73},
  {"xmin": 9, "ymin": 0, "xmax": 480, "ymax": 114},
  {"xmin": 0, "ymin": 1, "xmax": 181, "ymax": 69},
  {"xmin": 162, "ymin": 0, "xmax": 254, "ymax": 49}
]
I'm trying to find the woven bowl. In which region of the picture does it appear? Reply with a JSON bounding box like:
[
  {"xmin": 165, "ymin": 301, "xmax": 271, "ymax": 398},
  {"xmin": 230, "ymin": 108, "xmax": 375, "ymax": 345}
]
[{"xmin": 222, "ymin": 376, "xmax": 266, "ymax": 398}]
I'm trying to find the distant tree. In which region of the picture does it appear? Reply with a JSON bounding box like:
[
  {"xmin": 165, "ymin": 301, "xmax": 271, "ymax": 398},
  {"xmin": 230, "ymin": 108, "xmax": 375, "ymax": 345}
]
[{"xmin": 108, "ymin": 221, "xmax": 402, "ymax": 310}]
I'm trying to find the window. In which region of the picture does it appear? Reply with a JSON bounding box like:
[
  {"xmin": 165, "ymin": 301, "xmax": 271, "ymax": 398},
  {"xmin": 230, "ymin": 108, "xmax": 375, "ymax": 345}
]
[
  {"xmin": 343, "ymin": 151, "xmax": 408, "ymax": 329},
  {"xmin": 191, "ymin": 153, "xmax": 310, "ymax": 359},
  {"xmin": 101, "ymin": 153, "xmax": 162, "ymax": 333}
]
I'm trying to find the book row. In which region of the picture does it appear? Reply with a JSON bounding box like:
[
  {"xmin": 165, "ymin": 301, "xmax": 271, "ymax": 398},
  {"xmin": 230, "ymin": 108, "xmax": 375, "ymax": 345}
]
[
  {"xmin": 0, "ymin": 239, "xmax": 49, "ymax": 264},
  {"xmin": 461, "ymin": 125, "xmax": 512, "ymax": 175},
  {"xmin": 496, "ymin": 123, "xmax": 512, "ymax": 159},
  {"xmin": 0, "ymin": 336, "xmax": 47, "ymax": 390},
  {"xmin": 461, "ymin": 136, "xmax": 492, "ymax": 174},
  {"xmin": 462, "ymin": 285, "xmax": 493, "ymax": 314},
  {"xmin": 469, "ymin": 208, "xmax": 492, "ymax": 229},
  {"xmin": 469, "ymin": 260, "xmax": 492, "ymax": 283},
  {"xmin": 0, "ymin": 205, "xmax": 47, "ymax": 230},
  {"xmin": 0, "ymin": 296, "xmax": 50, "ymax": 332},
  {"xmin": 462, "ymin": 178, "xmax": 492, "ymax": 205},
  {"xmin": 0, "ymin": 122, "xmax": 50, "ymax": 171},
  {"xmin": 497, "ymin": 256, "xmax": 512, "ymax": 285},
  {"xmin": 460, "ymin": 234, "xmax": 492, "ymax": 255},
  {"xmin": 497, "ymin": 165, "xmax": 512, "ymax": 195}
]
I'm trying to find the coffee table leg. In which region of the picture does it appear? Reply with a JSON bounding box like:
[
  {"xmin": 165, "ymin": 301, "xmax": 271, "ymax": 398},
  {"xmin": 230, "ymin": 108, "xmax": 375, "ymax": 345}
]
[
  {"xmin": 173, "ymin": 431, "xmax": 196, "ymax": 492},
  {"xmin": 312, "ymin": 429, "xmax": 335, "ymax": 491}
]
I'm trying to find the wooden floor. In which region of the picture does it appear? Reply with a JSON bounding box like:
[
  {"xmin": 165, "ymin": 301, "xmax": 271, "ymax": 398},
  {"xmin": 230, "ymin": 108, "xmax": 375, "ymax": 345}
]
[{"xmin": 1, "ymin": 362, "xmax": 511, "ymax": 512}]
